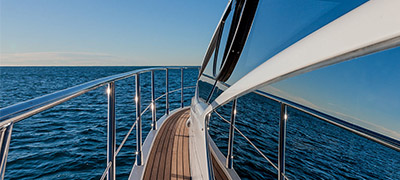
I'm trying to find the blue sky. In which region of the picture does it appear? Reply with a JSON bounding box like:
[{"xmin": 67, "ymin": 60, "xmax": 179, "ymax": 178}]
[{"xmin": 0, "ymin": 0, "xmax": 228, "ymax": 66}]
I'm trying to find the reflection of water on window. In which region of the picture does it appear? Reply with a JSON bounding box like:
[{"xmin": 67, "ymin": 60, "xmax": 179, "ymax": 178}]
[
  {"xmin": 262, "ymin": 46, "xmax": 400, "ymax": 141},
  {"xmin": 285, "ymin": 106, "xmax": 400, "ymax": 179},
  {"xmin": 198, "ymin": 75, "xmax": 215, "ymax": 102}
]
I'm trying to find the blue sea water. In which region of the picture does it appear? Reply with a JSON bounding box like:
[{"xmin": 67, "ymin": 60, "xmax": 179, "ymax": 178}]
[
  {"xmin": 1, "ymin": 66, "xmax": 399, "ymax": 179},
  {"xmin": 0, "ymin": 66, "xmax": 197, "ymax": 179}
]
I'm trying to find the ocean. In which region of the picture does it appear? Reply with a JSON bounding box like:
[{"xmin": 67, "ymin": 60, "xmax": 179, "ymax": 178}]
[{"xmin": 1, "ymin": 66, "xmax": 399, "ymax": 179}]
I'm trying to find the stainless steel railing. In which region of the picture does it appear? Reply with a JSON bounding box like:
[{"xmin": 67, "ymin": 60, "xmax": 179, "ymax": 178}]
[
  {"xmin": 0, "ymin": 66, "xmax": 198, "ymax": 180},
  {"xmin": 203, "ymin": 75, "xmax": 400, "ymax": 180}
]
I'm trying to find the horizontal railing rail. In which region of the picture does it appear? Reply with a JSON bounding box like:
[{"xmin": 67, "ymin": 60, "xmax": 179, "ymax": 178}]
[
  {"xmin": 0, "ymin": 66, "xmax": 194, "ymax": 127},
  {"xmin": 0, "ymin": 66, "xmax": 198, "ymax": 180}
]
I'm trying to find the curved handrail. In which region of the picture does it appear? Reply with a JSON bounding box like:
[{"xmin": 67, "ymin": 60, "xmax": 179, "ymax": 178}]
[
  {"xmin": 0, "ymin": 66, "xmax": 198, "ymax": 180},
  {"xmin": 100, "ymin": 161, "xmax": 112, "ymax": 180},
  {"xmin": 115, "ymin": 119, "xmax": 138, "ymax": 156},
  {"xmin": 0, "ymin": 66, "xmax": 194, "ymax": 128}
]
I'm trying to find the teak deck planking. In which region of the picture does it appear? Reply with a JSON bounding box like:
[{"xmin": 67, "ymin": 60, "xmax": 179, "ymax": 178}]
[
  {"xmin": 143, "ymin": 109, "xmax": 229, "ymax": 180},
  {"xmin": 143, "ymin": 110, "xmax": 190, "ymax": 180}
]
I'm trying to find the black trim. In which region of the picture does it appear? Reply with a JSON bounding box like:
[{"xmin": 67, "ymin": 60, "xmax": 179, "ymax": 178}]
[
  {"xmin": 213, "ymin": 22, "xmax": 224, "ymax": 77},
  {"xmin": 198, "ymin": 1, "xmax": 232, "ymax": 79},
  {"xmin": 217, "ymin": 0, "xmax": 259, "ymax": 82},
  {"xmin": 221, "ymin": 0, "xmax": 245, "ymax": 68}
]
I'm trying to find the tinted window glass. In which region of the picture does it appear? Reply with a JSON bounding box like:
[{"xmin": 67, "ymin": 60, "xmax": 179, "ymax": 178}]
[
  {"xmin": 203, "ymin": 51, "xmax": 215, "ymax": 77},
  {"xmin": 226, "ymin": 0, "xmax": 366, "ymax": 85},
  {"xmin": 205, "ymin": 81, "xmax": 227, "ymax": 103},
  {"xmin": 262, "ymin": 46, "xmax": 400, "ymax": 141},
  {"xmin": 198, "ymin": 74, "xmax": 215, "ymax": 102},
  {"xmin": 198, "ymin": 1, "xmax": 236, "ymax": 103},
  {"xmin": 214, "ymin": 1, "xmax": 235, "ymax": 76}
]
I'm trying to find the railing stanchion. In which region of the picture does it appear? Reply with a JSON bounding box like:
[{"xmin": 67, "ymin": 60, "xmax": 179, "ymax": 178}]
[
  {"xmin": 165, "ymin": 69, "xmax": 169, "ymax": 115},
  {"xmin": 0, "ymin": 123, "xmax": 14, "ymax": 180},
  {"xmin": 278, "ymin": 103, "xmax": 287, "ymax": 180},
  {"xmin": 205, "ymin": 113, "xmax": 215, "ymax": 180},
  {"xmin": 135, "ymin": 74, "xmax": 143, "ymax": 166},
  {"xmin": 226, "ymin": 99, "xmax": 237, "ymax": 169},
  {"xmin": 151, "ymin": 70, "xmax": 157, "ymax": 130},
  {"xmin": 107, "ymin": 82, "xmax": 116, "ymax": 180},
  {"xmin": 181, "ymin": 68, "xmax": 184, "ymax": 108}
]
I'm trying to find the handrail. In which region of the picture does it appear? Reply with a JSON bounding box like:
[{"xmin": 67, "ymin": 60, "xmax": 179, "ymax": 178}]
[
  {"xmin": 0, "ymin": 66, "xmax": 198, "ymax": 180},
  {"xmin": 115, "ymin": 120, "xmax": 138, "ymax": 156},
  {"xmin": 100, "ymin": 161, "xmax": 113, "ymax": 180},
  {"xmin": 0, "ymin": 66, "xmax": 194, "ymax": 127}
]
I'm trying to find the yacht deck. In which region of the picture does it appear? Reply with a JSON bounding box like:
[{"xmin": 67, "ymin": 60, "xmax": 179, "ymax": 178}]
[{"xmin": 142, "ymin": 109, "xmax": 228, "ymax": 180}]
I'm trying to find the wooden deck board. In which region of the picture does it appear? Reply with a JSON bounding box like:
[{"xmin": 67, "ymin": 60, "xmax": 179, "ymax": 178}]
[
  {"xmin": 153, "ymin": 115, "xmax": 175, "ymax": 180},
  {"xmin": 143, "ymin": 110, "xmax": 180, "ymax": 180},
  {"xmin": 143, "ymin": 109, "xmax": 229, "ymax": 180},
  {"xmin": 171, "ymin": 117, "xmax": 180, "ymax": 180},
  {"xmin": 143, "ymin": 109, "xmax": 189, "ymax": 180},
  {"xmin": 159, "ymin": 113, "xmax": 181, "ymax": 179},
  {"xmin": 163, "ymin": 114, "xmax": 178, "ymax": 179},
  {"xmin": 176, "ymin": 112, "xmax": 184, "ymax": 180},
  {"xmin": 171, "ymin": 112, "xmax": 184, "ymax": 180}
]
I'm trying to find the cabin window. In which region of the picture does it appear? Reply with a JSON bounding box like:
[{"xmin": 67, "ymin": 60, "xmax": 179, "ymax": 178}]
[
  {"xmin": 213, "ymin": 1, "xmax": 236, "ymax": 77},
  {"xmin": 262, "ymin": 46, "xmax": 400, "ymax": 141},
  {"xmin": 198, "ymin": 48, "xmax": 217, "ymax": 102},
  {"xmin": 223, "ymin": 0, "xmax": 367, "ymax": 85},
  {"xmin": 198, "ymin": 74, "xmax": 215, "ymax": 102},
  {"xmin": 202, "ymin": 51, "xmax": 215, "ymax": 78},
  {"xmin": 198, "ymin": 0, "xmax": 239, "ymax": 103}
]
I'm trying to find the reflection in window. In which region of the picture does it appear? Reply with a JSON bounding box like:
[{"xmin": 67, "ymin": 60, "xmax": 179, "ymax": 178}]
[
  {"xmin": 203, "ymin": 51, "xmax": 215, "ymax": 77},
  {"xmin": 226, "ymin": 0, "xmax": 366, "ymax": 85},
  {"xmin": 285, "ymin": 106, "xmax": 400, "ymax": 179},
  {"xmin": 198, "ymin": 75, "xmax": 215, "ymax": 102},
  {"xmin": 262, "ymin": 46, "xmax": 400, "ymax": 141},
  {"xmin": 214, "ymin": 0, "xmax": 235, "ymax": 76},
  {"xmin": 207, "ymin": 82, "xmax": 228, "ymax": 104}
]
